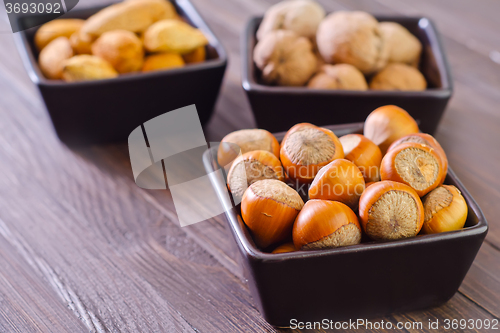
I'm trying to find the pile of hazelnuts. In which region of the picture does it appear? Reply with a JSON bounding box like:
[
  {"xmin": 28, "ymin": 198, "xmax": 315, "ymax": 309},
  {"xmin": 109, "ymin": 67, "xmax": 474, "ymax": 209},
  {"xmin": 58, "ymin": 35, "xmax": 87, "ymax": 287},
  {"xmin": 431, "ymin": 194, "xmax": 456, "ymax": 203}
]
[{"xmin": 217, "ymin": 105, "xmax": 468, "ymax": 253}]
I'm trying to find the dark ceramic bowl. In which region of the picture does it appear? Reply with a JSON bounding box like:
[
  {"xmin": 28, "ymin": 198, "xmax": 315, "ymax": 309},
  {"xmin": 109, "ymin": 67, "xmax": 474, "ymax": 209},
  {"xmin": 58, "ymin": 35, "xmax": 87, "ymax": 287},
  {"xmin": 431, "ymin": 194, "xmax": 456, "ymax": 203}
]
[
  {"xmin": 242, "ymin": 16, "xmax": 453, "ymax": 135},
  {"xmin": 203, "ymin": 123, "xmax": 487, "ymax": 327},
  {"xmin": 14, "ymin": 1, "xmax": 227, "ymax": 145}
]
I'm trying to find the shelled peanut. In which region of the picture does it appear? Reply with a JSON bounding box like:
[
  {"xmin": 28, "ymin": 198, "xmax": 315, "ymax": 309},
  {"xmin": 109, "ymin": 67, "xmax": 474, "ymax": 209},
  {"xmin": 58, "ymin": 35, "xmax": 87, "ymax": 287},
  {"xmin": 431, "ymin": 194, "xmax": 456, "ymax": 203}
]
[
  {"xmin": 35, "ymin": 0, "xmax": 209, "ymax": 82},
  {"xmin": 219, "ymin": 105, "xmax": 467, "ymax": 253}
]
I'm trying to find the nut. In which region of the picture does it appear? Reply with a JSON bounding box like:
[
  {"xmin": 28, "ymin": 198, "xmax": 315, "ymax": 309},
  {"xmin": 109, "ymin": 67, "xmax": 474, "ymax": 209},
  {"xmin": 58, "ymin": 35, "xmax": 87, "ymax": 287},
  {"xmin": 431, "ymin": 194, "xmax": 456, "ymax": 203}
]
[
  {"xmin": 39, "ymin": 37, "xmax": 74, "ymax": 80},
  {"xmin": 241, "ymin": 179, "xmax": 304, "ymax": 248},
  {"xmin": 142, "ymin": 53, "xmax": 185, "ymax": 72},
  {"xmin": 227, "ymin": 150, "xmax": 284, "ymax": 202},
  {"xmin": 379, "ymin": 21, "xmax": 422, "ymax": 67},
  {"xmin": 309, "ymin": 159, "xmax": 365, "ymax": 210},
  {"xmin": 280, "ymin": 123, "xmax": 344, "ymax": 184},
  {"xmin": 387, "ymin": 133, "xmax": 448, "ymax": 185},
  {"xmin": 143, "ymin": 19, "xmax": 208, "ymax": 54},
  {"xmin": 92, "ymin": 30, "xmax": 144, "ymax": 73},
  {"xmin": 62, "ymin": 55, "xmax": 118, "ymax": 82},
  {"xmin": 70, "ymin": 31, "xmax": 94, "ymax": 55},
  {"xmin": 339, "ymin": 134, "xmax": 382, "ymax": 182},
  {"xmin": 422, "ymin": 185, "xmax": 468, "ymax": 234},
  {"xmin": 271, "ymin": 242, "xmax": 297, "ymax": 254},
  {"xmin": 370, "ymin": 63, "xmax": 427, "ymax": 91},
  {"xmin": 364, "ymin": 105, "xmax": 419, "ymax": 154},
  {"xmin": 380, "ymin": 142, "xmax": 444, "ymax": 197},
  {"xmin": 293, "ymin": 200, "xmax": 362, "ymax": 250},
  {"xmin": 359, "ymin": 180, "xmax": 424, "ymax": 240},
  {"xmin": 183, "ymin": 46, "xmax": 206, "ymax": 64},
  {"xmin": 307, "ymin": 64, "xmax": 368, "ymax": 90},
  {"xmin": 256, "ymin": 0, "xmax": 325, "ymax": 40},
  {"xmin": 254, "ymin": 30, "xmax": 317, "ymax": 86},
  {"xmin": 316, "ymin": 11, "xmax": 388, "ymax": 74},
  {"xmin": 35, "ymin": 19, "xmax": 85, "ymax": 50},
  {"xmin": 217, "ymin": 129, "xmax": 280, "ymax": 168},
  {"xmin": 81, "ymin": 0, "xmax": 177, "ymax": 37}
]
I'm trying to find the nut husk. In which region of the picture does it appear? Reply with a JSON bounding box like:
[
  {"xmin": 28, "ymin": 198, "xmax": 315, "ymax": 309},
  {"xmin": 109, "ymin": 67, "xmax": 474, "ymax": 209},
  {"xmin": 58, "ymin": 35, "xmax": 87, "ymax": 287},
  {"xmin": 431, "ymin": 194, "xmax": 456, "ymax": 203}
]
[
  {"xmin": 39, "ymin": 37, "xmax": 74, "ymax": 80},
  {"xmin": 35, "ymin": 19, "xmax": 85, "ymax": 51},
  {"xmin": 62, "ymin": 55, "xmax": 118, "ymax": 82},
  {"xmin": 370, "ymin": 63, "xmax": 426, "ymax": 91},
  {"xmin": 256, "ymin": 0, "xmax": 325, "ymax": 40},
  {"xmin": 316, "ymin": 11, "xmax": 388, "ymax": 74},
  {"xmin": 254, "ymin": 30, "xmax": 317, "ymax": 86},
  {"xmin": 308, "ymin": 64, "xmax": 368, "ymax": 90},
  {"xmin": 92, "ymin": 30, "xmax": 144, "ymax": 73},
  {"xmin": 81, "ymin": 0, "xmax": 177, "ymax": 37},
  {"xmin": 379, "ymin": 21, "xmax": 422, "ymax": 67},
  {"xmin": 143, "ymin": 19, "xmax": 208, "ymax": 54}
]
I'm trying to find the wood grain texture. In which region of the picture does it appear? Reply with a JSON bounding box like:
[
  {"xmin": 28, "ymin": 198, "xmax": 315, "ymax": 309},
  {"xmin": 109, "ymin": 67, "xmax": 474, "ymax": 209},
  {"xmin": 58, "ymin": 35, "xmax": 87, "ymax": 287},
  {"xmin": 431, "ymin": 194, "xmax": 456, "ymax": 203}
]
[{"xmin": 0, "ymin": 0, "xmax": 499, "ymax": 332}]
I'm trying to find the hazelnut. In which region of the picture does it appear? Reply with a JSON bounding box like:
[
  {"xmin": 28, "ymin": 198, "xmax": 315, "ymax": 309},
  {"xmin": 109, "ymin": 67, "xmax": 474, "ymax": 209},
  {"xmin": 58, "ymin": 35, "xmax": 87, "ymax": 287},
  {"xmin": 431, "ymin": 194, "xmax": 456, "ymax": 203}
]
[
  {"xmin": 388, "ymin": 133, "xmax": 448, "ymax": 185},
  {"xmin": 217, "ymin": 129, "xmax": 280, "ymax": 168},
  {"xmin": 316, "ymin": 11, "xmax": 388, "ymax": 74},
  {"xmin": 380, "ymin": 142, "xmax": 444, "ymax": 197},
  {"xmin": 256, "ymin": 0, "xmax": 325, "ymax": 40},
  {"xmin": 293, "ymin": 200, "xmax": 362, "ymax": 250},
  {"xmin": 370, "ymin": 63, "xmax": 426, "ymax": 91},
  {"xmin": 339, "ymin": 134, "xmax": 382, "ymax": 182},
  {"xmin": 359, "ymin": 180, "xmax": 424, "ymax": 240},
  {"xmin": 39, "ymin": 37, "xmax": 74, "ymax": 80},
  {"xmin": 422, "ymin": 185, "xmax": 468, "ymax": 234},
  {"xmin": 364, "ymin": 105, "xmax": 419, "ymax": 154},
  {"xmin": 280, "ymin": 123, "xmax": 344, "ymax": 184},
  {"xmin": 254, "ymin": 30, "xmax": 317, "ymax": 86},
  {"xmin": 142, "ymin": 53, "xmax": 185, "ymax": 72},
  {"xmin": 242, "ymin": 179, "xmax": 304, "ymax": 249},
  {"xmin": 309, "ymin": 159, "xmax": 365, "ymax": 210},
  {"xmin": 227, "ymin": 150, "xmax": 284, "ymax": 202},
  {"xmin": 379, "ymin": 21, "xmax": 422, "ymax": 67},
  {"xmin": 271, "ymin": 242, "xmax": 297, "ymax": 254},
  {"xmin": 308, "ymin": 64, "xmax": 368, "ymax": 90},
  {"xmin": 92, "ymin": 30, "xmax": 144, "ymax": 73}
]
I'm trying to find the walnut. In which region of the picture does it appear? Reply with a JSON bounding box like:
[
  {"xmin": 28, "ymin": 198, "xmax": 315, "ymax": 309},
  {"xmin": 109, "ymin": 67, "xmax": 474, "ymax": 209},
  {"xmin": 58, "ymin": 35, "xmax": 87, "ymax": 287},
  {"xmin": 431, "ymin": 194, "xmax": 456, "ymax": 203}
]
[
  {"xmin": 370, "ymin": 63, "xmax": 427, "ymax": 91},
  {"xmin": 254, "ymin": 30, "xmax": 317, "ymax": 86},
  {"xmin": 379, "ymin": 22, "xmax": 422, "ymax": 67},
  {"xmin": 256, "ymin": 0, "xmax": 325, "ymax": 40},
  {"xmin": 308, "ymin": 64, "xmax": 368, "ymax": 90},
  {"xmin": 316, "ymin": 11, "xmax": 388, "ymax": 74}
]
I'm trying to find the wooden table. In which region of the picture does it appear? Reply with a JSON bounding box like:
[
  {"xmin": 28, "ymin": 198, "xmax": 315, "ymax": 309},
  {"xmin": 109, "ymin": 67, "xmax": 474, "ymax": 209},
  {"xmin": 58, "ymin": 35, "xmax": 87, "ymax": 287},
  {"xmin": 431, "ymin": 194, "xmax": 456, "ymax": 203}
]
[{"xmin": 1, "ymin": 0, "xmax": 499, "ymax": 331}]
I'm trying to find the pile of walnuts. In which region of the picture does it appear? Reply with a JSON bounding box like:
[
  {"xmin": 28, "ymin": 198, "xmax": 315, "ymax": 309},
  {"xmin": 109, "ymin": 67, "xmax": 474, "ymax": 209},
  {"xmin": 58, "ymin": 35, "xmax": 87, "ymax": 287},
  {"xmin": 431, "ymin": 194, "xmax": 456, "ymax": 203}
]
[
  {"xmin": 35, "ymin": 0, "xmax": 208, "ymax": 82},
  {"xmin": 253, "ymin": 0, "xmax": 426, "ymax": 91}
]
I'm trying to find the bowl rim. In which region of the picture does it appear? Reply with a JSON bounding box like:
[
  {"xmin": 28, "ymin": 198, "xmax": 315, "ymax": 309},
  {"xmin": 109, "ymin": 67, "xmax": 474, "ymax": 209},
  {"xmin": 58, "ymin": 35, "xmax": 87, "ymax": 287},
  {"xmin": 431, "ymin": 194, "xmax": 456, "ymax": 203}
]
[
  {"xmin": 241, "ymin": 15, "xmax": 453, "ymax": 96},
  {"xmin": 203, "ymin": 122, "xmax": 488, "ymax": 262},
  {"xmin": 13, "ymin": 0, "xmax": 228, "ymax": 87}
]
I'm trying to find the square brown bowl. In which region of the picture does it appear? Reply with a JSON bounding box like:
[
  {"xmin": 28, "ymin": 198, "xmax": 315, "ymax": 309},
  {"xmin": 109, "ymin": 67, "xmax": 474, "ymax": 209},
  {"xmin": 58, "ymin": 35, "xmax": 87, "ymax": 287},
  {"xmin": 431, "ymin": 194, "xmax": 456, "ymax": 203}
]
[
  {"xmin": 14, "ymin": 1, "xmax": 227, "ymax": 146},
  {"xmin": 242, "ymin": 16, "xmax": 453, "ymax": 135},
  {"xmin": 203, "ymin": 123, "xmax": 487, "ymax": 327}
]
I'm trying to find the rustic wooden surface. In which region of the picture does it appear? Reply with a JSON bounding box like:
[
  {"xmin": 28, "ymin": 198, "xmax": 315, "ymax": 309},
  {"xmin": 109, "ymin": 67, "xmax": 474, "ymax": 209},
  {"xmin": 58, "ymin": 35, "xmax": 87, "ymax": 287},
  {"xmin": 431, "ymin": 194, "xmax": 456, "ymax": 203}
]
[{"xmin": 0, "ymin": 0, "xmax": 499, "ymax": 331}]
